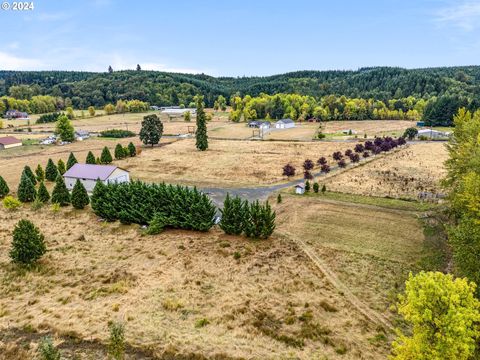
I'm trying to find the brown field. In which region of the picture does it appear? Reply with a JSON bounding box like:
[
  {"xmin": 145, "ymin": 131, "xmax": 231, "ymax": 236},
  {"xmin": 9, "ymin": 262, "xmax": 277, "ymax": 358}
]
[
  {"xmin": 208, "ymin": 123, "xmax": 255, "ymax": 139},
  {"xmin": 121, "ymin": 139, "xmax": 355, "ymax": 187},
  {"xmin": 324, "ymin": 143, "xmax": 447, "ymax": 199},
  {"xmin": 264, "ymin": 123, "xmax": 320, "ymax": 141},
  {"xmin": 275, "ymin": 195, "xmax": 430, "ymax": 318},
  {"xmin": 0, "ymin": 205, "xmax": 391, "ymax": 359},
  {"xmin": 322, "ymin": 120, "xmax": 414, "ymax": 138}
]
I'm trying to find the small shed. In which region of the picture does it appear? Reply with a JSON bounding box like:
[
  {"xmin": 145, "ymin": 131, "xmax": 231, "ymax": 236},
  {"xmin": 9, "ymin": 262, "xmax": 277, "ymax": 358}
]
[
  {"xmin": 275, "ymin": 118, "xmax": 295, "ymax": 129},
  {"xmin": 63, "ymin": 164, "xmax": 130, "ymax": 192},
  {"xmin": 0, "ymin": 136, "xmax": 22, "ymax": 150},
  {"xmin": 295, "ymin": 183, "xmax": 305, "ymax": 195}
]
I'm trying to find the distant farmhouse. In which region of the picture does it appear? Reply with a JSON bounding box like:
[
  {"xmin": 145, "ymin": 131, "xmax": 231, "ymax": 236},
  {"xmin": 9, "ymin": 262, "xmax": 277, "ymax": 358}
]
[
  {"xmin": 248, "ymin": 120, "xmax": 271, "ymax": 129},
  {"xmin": 5, "ymin": 110, "xmax": 29, "ymax": 119},
  {"xmin": 63, "ymin": 164, "xmax": 130, "ymax": 192},
  {"xmin": 0, "ymin": 136, "xmax": 22, "ymax": 150},
  {"xmin": 417, "ymin": 129, "xmax": 451, "ymax": 139},
  {"xmin": 275, "ymin": 118, "xmax": 295, "ymax": 129},
  {"xmin": 75, "ymin": 130, "xmax": 90, "ymax": 141},
  {"xmin": 161, "ymin": 107, "xmax": 196, "ymax": 115}
]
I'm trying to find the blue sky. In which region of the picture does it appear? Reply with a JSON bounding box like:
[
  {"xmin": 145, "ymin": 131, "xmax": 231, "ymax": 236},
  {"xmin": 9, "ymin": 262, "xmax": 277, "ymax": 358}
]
[{"xmin": 1, "ymin": 0, "xmax": 480, "ymax": 76}]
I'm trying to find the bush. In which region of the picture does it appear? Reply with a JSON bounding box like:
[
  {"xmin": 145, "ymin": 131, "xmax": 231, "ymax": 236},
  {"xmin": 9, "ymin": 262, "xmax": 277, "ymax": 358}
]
[
  {"xmin": 10, "ymin": 219, "xmax": 46, "ymax": 265},
  {"xmin": 18, "ymin": 172, "xmax": 37, "ymax": 202},
  {"xmin": 101, "ymin": 146, "xmax": 113, "ymax": 164},
  {"xmin": 403, "ymin": 127, "xmax": 418, "ymax": 140},
  {"xmin": 108, "ymin": 322, "xmax": 125, "ymax": 360},
  {"xmin": 282, "ymin": 164, "xmax": 296, "ymax": 177},
  {"xmin": 91, "ymin": 181, "xmax": 216, "ymax": 231},
  {"xmin": 332, "ymin": 151, "xmax": 343, "ymax": 161},
  {"xmin": 219, "ymin": 194, "xmax": 247, "ymax": 235},
  {"xmin": 38, "ymin": 336, "xmax": 61, "ymax": 360},
  {"xmin": 45, "ymin": 159, "xmax": 58, "ymax": 181},
  {"xmin": 320, "ymin": 164, "xmax": 331, "ymax": 173},
  {"xmin": 354, "ymin": 143, "xmax": 365, "ymax": 153},
  {"xmin": 317, "ymin": 157, "xmax": 327, "ymax": 166},
  {"xmin": 99, "ymin": 129, "xmax": 135, "ymax": 138},
  {"xmin": 71, "ymin": 179, "xmax": 89, "ymax": 209},
  {"xmin": 3, "ymin": 196, "xmax": 21, "ymax": 210},
  {"xmin": 0, "ymin": 175, "xmax": 9, "ymax": 198},
  {"xmin": 51, "ymin": 176, "xmax": 70, "ymax": 206},
  {"xmin": 243, "ymin": 200, "xmax": 276, "ymax": 239},
  {"xmin": 338, "ymin": 159, "xmax": 347, "ymax": 168},
  {"xmin": 304, "ymin": 170, "xmax": 313, "ymax": 180},
  {"xmin": 363, "ymin": 151, "xmax": 370, "ymax": 158},
  {"xmin": 303, "ymin": 159, "xmax": 314, "ymax": 171},
  {"xmin": 114, "ymin": 143, "xmax": 126, "ymax": 159}
]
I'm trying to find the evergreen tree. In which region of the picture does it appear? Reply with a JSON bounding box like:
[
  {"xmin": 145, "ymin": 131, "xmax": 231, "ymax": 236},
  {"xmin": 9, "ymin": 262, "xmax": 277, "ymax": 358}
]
[
  {"xmin": 45, "ymin": 158, "xmax": 58, "ymax": 181},
  {"xmin": 139, "ymin": 114, "xmax": 163, "ymax": 146},
  {"xmin": 9, "ymin": 219, "xmax": 46, "ymax": 265},
  {"xmin": 86, "ymin": 151, "xmax": 96, "ymax": 164},
  {"xmin": 57, "ymin": 159, "xmax": 66, "ymax": 175},
  {"xmin": 51, "ymin": 175, "xmax": 70, "ymax": 206},
  {"xmin": 127, "ymin": 142, "xmax": 136, "ymax": 157},
  {"xmin": 244, "ymin": 201, "xmax": 276, "ymax": 239},
  {"xmin": 17, "ymin": 172, "xmax": 36, "ymax": 202},
  {"xmin": 71, "ymin": 179, "xmax": 90, "ymax": 209},
  {"xmin": 195, "ymin": 95, "xmax": 208, "ymax": 151},
  {"xmin": 37, "ymin": 181, "xmax": 50, "ymax": 203},
  {"xmin": 313, "ymin": 182, "xmax": 319, "ymax": 193},
  {"xmin": 35, "ymin": 164, "xmax": 45, "ymax": 182},
  {"xmin": 321, "ymin": 184, "xmax": 326, "ymax": 194},
  {"xmin": 0, "ymin": 176, "xmax": 9, "ymax": 198},
  {"xmin": 114, "ymin": 143, "xmax": 126, "ymax": 159},
  {"xmin": 305, "ymin": 180, "xmax": 311, "ymax": 192},
  {"xmin": 219, "ymin": 194, "xmax": 247, "ymax": 235},
  {"xmin": 66, "ymin": 152, "xmax": 78, "ymax": 170},
  {"xmin": 23, "ymin": 165, "xmax": 37, "ymax": 185},
  {"xmin": 101, "ymin": 146, "xmax": 113, "ymax": 164},
  {"xmin": 55, "ymin": 114, "xmax": 75, "ymax": 142},
  {"xmin": 277, "ymin": 193, "xmax": 282, "ymax": 203}
]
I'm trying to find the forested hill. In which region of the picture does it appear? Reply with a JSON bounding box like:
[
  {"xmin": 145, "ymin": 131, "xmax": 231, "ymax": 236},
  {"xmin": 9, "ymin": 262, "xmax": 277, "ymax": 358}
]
[{"xmin": 1, "ymin": 66, "xmax": 480, "ymax": 108}]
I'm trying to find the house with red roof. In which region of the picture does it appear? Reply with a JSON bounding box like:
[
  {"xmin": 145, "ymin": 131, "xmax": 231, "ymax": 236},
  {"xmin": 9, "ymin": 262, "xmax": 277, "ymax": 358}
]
[{"xmin": 0, "ymin": 136, "xmax": 22, "ymax": 150}]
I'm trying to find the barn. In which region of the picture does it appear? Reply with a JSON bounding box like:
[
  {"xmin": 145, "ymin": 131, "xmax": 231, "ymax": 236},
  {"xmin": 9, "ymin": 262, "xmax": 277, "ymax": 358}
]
[
  {"xmin": 275, "ymin": 118, "xmax": 295, "ymax": 129},
  {"xmin": 63, "ymin": 164, "xmax": 130, "ymax": 192},
  {"xmin": 0, "ymin": 136, "xmax": 22, "ymax": 150}
]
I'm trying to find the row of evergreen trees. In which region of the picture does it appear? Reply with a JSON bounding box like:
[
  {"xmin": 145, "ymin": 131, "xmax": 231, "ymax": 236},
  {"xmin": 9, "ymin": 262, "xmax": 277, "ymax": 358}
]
[
  {"xmin": 219, "ymin": 194, "xmax": 275, "ymax": 239},
  {"xmin": 91, "ymin": 180, "xmax": 216, "ymax": 231}
]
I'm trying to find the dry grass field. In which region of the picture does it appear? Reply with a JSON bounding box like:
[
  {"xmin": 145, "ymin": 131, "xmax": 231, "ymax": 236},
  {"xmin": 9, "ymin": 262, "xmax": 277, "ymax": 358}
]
[
  {"xmin": 275, "ymin": 194, "xmax": 431, "ymax": 319},
  {"xmin": 121, "ymin": 139, "xmax": 355, "ymax": 187},
  {"xmin": 322, "ymin": 120, "xmax": 414, "ymax": 138},
  {"xmin": 264, "ymin": 123, "xmax": 320, "ymax": 141},
  {"xmin": 208, "ymin": 123, "xmax": 255, "ymax": 139},
  {"xmin": 0, "ymin": 205, "xmax": 391, "ymax": 359},
  {"xmin": 324, "ymin": 143, "xmax": 448, "ymax": 199}
]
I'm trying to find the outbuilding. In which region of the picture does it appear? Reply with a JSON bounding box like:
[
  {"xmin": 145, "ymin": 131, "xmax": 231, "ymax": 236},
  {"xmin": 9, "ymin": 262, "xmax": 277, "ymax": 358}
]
[
  {"xmin": 0, "ymin": 136, "xmax": 22, "ymax": 150},
  {"xmin": 63, "ymin": 163, "xmax": 130, "ymax": 192},
  {"xmin": 275, "ymin": 118, "xmax": 295, "ymax": 129},
  {"xmin": 417, "ymin": 129, "xmax": 450, "ymax": 139},
  {"xmin": 295, "ymin": 183, "xmax": 305, "ymax": 195}
]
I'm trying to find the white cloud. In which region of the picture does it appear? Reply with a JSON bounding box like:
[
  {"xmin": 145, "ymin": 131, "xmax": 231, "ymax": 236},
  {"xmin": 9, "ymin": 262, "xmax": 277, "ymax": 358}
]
[
  {"xmin": 435, "ymin": 1, "xmax": 480, "ymax": 31},
  {"xmin": 0, "ymin": 52, "xmax": 42, "ymax": 70}
]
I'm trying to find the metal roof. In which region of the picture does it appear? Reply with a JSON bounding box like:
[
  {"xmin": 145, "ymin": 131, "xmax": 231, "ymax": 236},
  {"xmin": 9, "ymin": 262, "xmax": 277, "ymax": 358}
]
[
  {"xmin": 0, "ymin": 136, "xmax": 21, "ymax": 145},
  {"xmin": 63, "ymin": 163, "xmax": 126, "ymax": 181}
]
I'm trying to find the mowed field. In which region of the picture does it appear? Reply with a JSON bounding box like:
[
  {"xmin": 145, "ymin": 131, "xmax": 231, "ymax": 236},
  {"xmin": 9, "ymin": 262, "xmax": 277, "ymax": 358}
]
[
  {"xmin": 324, "ymin": 143, "xmax": 448, "ymax": 199},
  {"xmin": 0, "ymin": 205, "xmax": 390, "ymax": 359},
  {"xmin": 322, "ymin": 120, "xmax": 414, "ymax": 138},
  {"xmin": 264, "ymin": 123, "xmax": 320, "ymax": 141},
  {"xmin": 122, "ymin": 139, "xmax": 355, "ymax": 187},
  {"xmin": 275, "ymin": 195, "xmax": 431, "ymax": 319}
]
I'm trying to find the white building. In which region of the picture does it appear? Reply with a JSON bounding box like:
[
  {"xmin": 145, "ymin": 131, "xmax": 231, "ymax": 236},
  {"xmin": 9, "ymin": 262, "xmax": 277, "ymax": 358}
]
[
  {"xmin": 295, "ymin": 184, "xmax": 305, "ymax": 195},
  {"xmin": 0, "ymin": 136, "xmax": 22, "ymax": 150},
  {"xmin": 417, "ymin": 129, "xmax": 451, "ymax": 139},
  {"xmin": 63, "ymin": 164, "xmax": 130, "ymax": 192},
  {"xmin": 161, "ymin": 108, "xmax": 196, "ymax": 115},
  {"xmin": 275, "ymin": 118, "xmax": 295, "ymax": 129}
]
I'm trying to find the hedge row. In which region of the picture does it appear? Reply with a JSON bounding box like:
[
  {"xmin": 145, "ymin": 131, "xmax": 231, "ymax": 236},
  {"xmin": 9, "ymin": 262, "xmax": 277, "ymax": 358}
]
[{"xmin": 91, "ymin": 180, "xmax": 216, "ymax": 231}]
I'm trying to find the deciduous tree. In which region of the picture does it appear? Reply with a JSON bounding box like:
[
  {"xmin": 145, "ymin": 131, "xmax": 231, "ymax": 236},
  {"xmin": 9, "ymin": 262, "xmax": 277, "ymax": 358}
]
[
  {"xmin": 139, "ymin": 114, "xmax": 163, "ymax": 146},
  {"xmin": 55, "ymin": 114, "xmax": 75, "ymax": 142}
]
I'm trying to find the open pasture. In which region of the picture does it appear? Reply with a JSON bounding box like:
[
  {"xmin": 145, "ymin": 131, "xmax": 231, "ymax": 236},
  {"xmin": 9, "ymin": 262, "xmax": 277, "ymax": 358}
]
[
  {"xmin": 324, "ymin": 142, "xmax": 448, "ymax": 199},
  {"xmin": 322, "ymin": 120, "xmax": 414, "ymax": 138},
  {"xmin": 264, "ymin": 123, "xmax": 320, "ymax": 141}
]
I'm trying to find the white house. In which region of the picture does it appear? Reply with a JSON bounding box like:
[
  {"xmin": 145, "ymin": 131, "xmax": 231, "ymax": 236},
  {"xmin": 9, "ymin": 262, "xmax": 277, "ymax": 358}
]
[
  {"xmin": 295, "ymin": 184, "xmax": 305, "ymax": 195},
  {"xmin": 275, "ymin": 118, "xmax": 295, "ymax": 129},
  {"xmin": 63, "ymin": 164, "xmax": 130, "ymax": 192}
]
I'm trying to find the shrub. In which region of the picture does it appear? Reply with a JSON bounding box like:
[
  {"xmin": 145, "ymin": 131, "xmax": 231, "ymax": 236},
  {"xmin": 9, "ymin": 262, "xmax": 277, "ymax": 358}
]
[
  {"xmin": 71, "ymin": 179, "xmax": 89, "ymax": 209},
  {"xmin": 195, "ymin": 318, "xmax": 209, "ymax": 328},
  {"xmin": 313, "ymin": 182, "xmax": 319, "ymax": 193},
  {"xmin": 127, "ymin": 142, "xmax": 136, "ymax": 157},
  {"xmin": 35, "ymin": 164, "xmax": 45, "ymax": 182},
  {"xmin": 354, "ymin": 143, "xmax": 365, "ymax": 153},
  {"xmin": 305, "ymin": 180, "xmax": 311, "ymax": 192},
  {"xmin": 304, "ymin": 170, "xmax": 313, "ymax": 180},
  {"xmin": 349, "ymin": 153, "xmax": 360, "ymax": 163},
  {"xmin": 243, "ymin": 200, "xmax": 276, "ymax": 239},
  {"xmin": 345, "ymin": 149, "xmax": 353, "ymax": 157},
  {"xmin": 101, "ymin": 146, "xmax": 113, "ymax": 164},
  {"xmin": 363, "ymin": 151, "xmax": 370, "ymax": 158},
  {"xmin": 321, "ymin": 184, "xmax": 326, "ymax": 193},
  {"xmin": 0, "ymin": 175, "xmax": 9, "ymax": 198},
  {"xmin": 45, "ymin": 158, "xmax": 58, "ymax": 181},
  {"xmin": 57, "ymin": 159, "xmax": 66, "ymax": 175},
  {"xmin": 51, "ymin": 176, "xmax": 70, "ymax": 206},
  {"xmin": 332, "ymin": 151, "xmax": 343, "ymax": 161},
  {"xmin": 338, "ymin": 159, "xmax": 347, "ymax": 168},
  {"xmin": 320, "ymin": 164, "xmax": 331, "ymax": 173},
  {"xmin": 108, "ymin": 322, "xmax": 125, "ymax": 360},
  {"xmin": 364, "ymin": 141, "xmax": 374, "ymax": 150},
  {"xmin": 38, "ymin": 336, "xmax": 61, "ymax": 360},
  {"xmin": 23, "ymin": 165, "xmax": 37, "ymax": 185},
  {"xmin": 114, "ymin": 143, "xmax": 126, "ymax": 159},
  {"xmin": 372, "ymin": 146, "xmax": 382, "ymax": 155},
  {"xmin": 277, "ymin": 193, "xmax": 282, "ymax": 203},
  {"xmin": 3, "ymin": 196, "xmax": 21, "ymax": 210},
  {"xmin": 10, "ymin": 219, "xmax": 46, "ymax": 265},
  {"xmin": 99, "ymin": 129, "xmax": 135, "ymax": 138},
  {"xmin": 86, "ymin": 151, "xmax": 96, "ymax": 164},
  {"xmin": 282, "ymin": 164, "xmax": 296, "ymax": 177},
  {"xmin": 220, "ymin": 194, "xmax": 248, "ymax": 235},
  {"xmin": 18, "ymin": 172, "xmax": 37, "ymax": 202},
  {"xmin": 317, "ymin": 157, "xmax": 327, "ymax": 166},
  {"xmin": 66, "ymin": 152, "xmax": 78, "ymax": 170},
  {"xmin": 403, "ymin": 127, "xmax": 418, "ymax": 140},
  {"xmin": 303, "ymin": 159, "xmax": 314, "ymax": 171}
]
